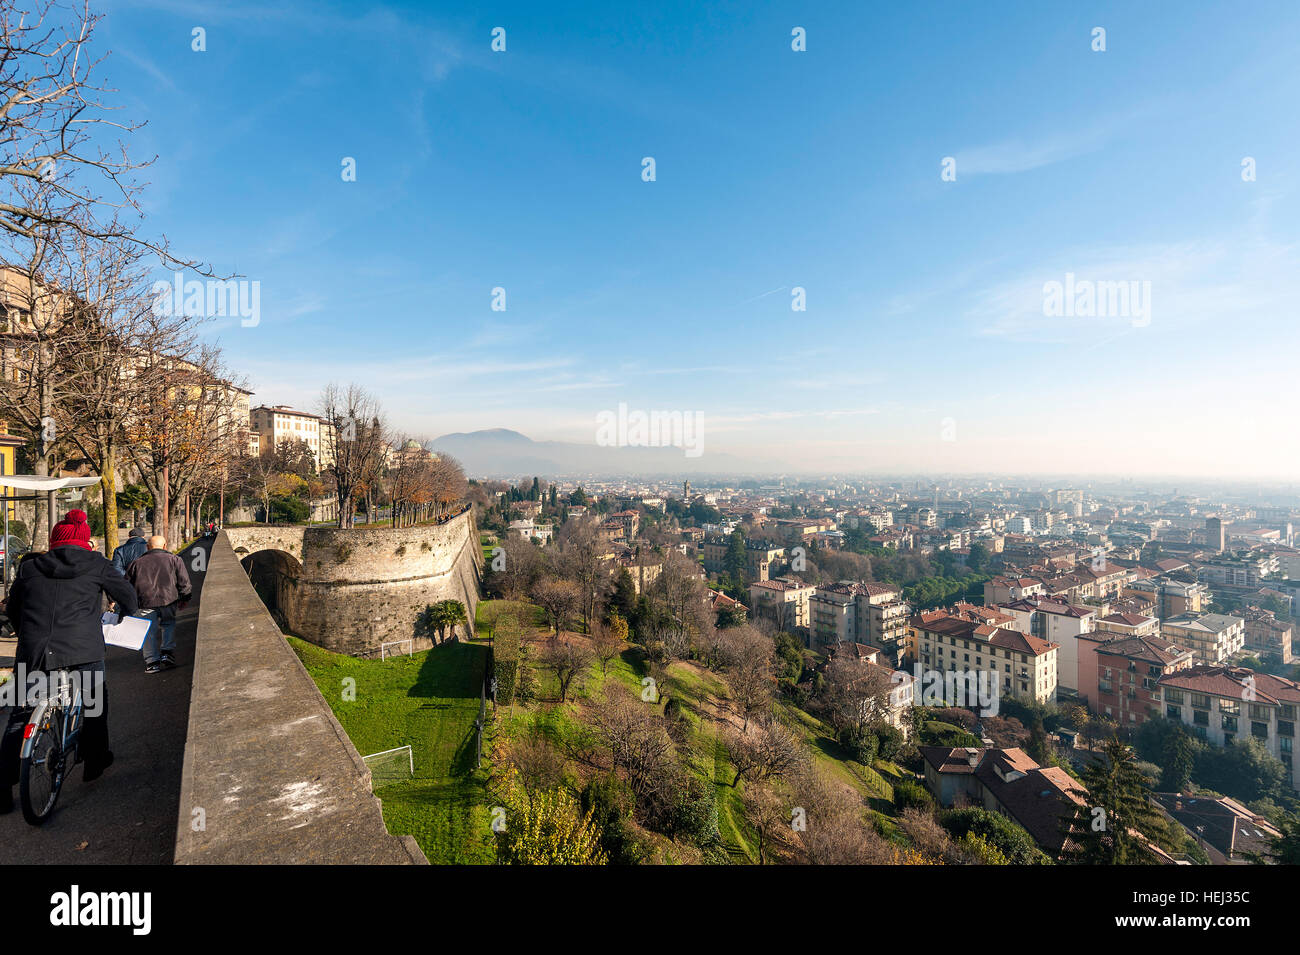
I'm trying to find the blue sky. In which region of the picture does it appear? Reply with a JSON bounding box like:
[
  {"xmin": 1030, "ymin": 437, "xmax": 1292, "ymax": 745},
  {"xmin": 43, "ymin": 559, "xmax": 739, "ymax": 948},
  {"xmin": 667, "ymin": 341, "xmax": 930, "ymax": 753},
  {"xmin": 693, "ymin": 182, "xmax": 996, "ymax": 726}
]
[{"xmin": 100, "ymin": 0, "xmax": 1300, "ymax": 477}]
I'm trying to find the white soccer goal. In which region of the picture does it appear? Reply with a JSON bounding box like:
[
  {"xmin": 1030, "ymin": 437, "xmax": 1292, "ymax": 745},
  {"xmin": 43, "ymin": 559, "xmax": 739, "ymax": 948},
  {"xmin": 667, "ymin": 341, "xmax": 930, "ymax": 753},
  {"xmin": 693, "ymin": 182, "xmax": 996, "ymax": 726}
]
[
  {"xmin": 380, "ymin": 639, "xmax": 413, "ymax": 660},
  {"xmin": 363, "ymin": 745, "xmax": 414, "ymax": 786}
]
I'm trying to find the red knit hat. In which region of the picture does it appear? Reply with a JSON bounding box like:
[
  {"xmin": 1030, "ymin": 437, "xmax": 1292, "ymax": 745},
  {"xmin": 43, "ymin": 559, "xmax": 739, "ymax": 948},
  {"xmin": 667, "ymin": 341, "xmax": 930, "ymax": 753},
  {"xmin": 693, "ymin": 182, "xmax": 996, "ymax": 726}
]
[{"xmin": 50, "ymin": 509, "xmax": 93, "ymax": 550}]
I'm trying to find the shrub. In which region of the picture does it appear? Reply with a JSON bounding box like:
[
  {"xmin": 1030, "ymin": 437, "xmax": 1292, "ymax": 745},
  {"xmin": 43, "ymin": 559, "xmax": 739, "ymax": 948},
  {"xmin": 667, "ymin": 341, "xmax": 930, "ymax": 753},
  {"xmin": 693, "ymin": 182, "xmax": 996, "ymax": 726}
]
[
  {"xmin": 495, "ymin": 769, "xmax": 606, "ymax": 865},
  {"xmin": 582, "ymin": 774, "xmax": 649, "ymax": 865},
  {"xmin": 894, "ymin": 779, "xmax": 933, "ymax": 812},
  {"xmin": 271, "ymin": 494, "xmax": 309, "ymax": 524},
  {"xmin": 669, "ymin": 775, "xmax": 720, "ymax": 847},
  {"xmin": 941, "ymin": 807, "xmax": 1051, "ymax": 865},
  {"xmin": 873, "ymin": 723, "xmax": 906, "ymax": 761},
  {"xmin": 920, "ymin": 720, "xmax": 981, "ymax": 749},
  {"xmin": 838, "ymin": 724, "xmax": 879, "ymax": 764}
]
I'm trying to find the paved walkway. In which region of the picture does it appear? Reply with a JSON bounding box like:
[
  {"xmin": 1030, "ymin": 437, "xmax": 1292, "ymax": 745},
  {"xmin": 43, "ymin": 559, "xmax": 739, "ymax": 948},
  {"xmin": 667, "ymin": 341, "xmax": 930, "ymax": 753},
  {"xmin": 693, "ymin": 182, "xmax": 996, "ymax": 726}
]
[{"xmin": 0, "ymin": 540, "xmax": 208, "ymax": 863}]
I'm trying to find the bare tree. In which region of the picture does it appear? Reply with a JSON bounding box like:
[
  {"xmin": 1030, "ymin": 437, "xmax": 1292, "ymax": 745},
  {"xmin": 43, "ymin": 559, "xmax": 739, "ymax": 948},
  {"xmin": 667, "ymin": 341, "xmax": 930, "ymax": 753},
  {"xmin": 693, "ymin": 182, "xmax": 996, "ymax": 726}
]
[
  {"xmin": 591, "ymin": 617, "xmax": 625, "ymax": 676},
  {"xmin": 53, "ymin": 219, "xmax": 169, "ymax": 553},
  {"xmin": 386, "ymin": 436, "xmax": 435, "ymax": 528},
  {"xmin": 589, "ymin": 684, "xmax": 674, "ymax": 804},
  {"xmin": 318, "ymin": 382, "xmax": 386, "ymax": 528},
  {"xmin": 643, "ymin": 548, "xmax": 712, "ymax": 660},
  {"xmin": 0, "ymin": 238, "xmax": 78, "ymax": 546},
  {"xmin": 557, "ymin": 517, "xmax": 609, "ymax": 634},
  {"xmin": 741, "ymin": 781, "xmax": 792, "ymax": 865},
  {"xmin": 122, "ymin": 341, "xmax": 246, "ymax": 544},
  {"xmin": 538, "ymin": 636, "xmax": 593, "ymax": 703},
  {"xmin": 794, "ymin": 773, "xmax": 891, "ymax": 865},
  {"xmin": 428, "ymin": 451, "xmax": 466, "ymax": 521},
  {"xmin": 532, "ymin": 576, "xmax": 581, "ymax": 640},
  {"xmin": 0, "ymin": 1, "xmax": 201, "ymax": 268},
  {"xmin": 726, "ymin": 715, "xmax": 808, "ymax": 788},
  {"xmin": 502, "ymin": 729, "xmax": 565, "ymax": 800},
  {"xmin": 720, "ymin": 625, "xmax": 775, "ymax": 731},
  {"xmin": 817, "ymin": 649, "xmax": 897, "ymax": 735}
]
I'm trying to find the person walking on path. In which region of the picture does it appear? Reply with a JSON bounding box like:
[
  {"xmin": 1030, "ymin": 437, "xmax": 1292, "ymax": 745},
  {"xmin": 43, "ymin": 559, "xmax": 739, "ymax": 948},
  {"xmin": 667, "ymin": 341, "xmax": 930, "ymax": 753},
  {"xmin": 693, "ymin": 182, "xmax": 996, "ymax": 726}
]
[
  {"xmin": 126, "ymin": 536, "xmax": 192, "ymax": 674},
  {"xmin": 110, "ymin": 527, "xmax": 149, "ymax": 575},
  {"xmin": 0, "ymin": 510, "xmax": 139, "ymax": 812}
]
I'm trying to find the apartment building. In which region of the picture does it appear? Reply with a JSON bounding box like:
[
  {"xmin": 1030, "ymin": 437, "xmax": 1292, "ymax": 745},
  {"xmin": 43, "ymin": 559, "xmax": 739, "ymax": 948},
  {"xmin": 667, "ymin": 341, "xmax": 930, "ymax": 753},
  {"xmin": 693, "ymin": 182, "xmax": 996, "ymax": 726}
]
[
  {"xmin": 1161, "ymin": 613, "xmax": 1246, "ymax": 665},
  {"xmin": 748, "ymin": 577, "xmax": 816, "ymax": 635},
  {"xmin": 608, "ymin": 509, "xmax": 641, "ymax": 539},
  {"xmin": 1076, "ymin": 632, "xmax": 1195, "ymax": 725},
  {"xmin": 701, "ymin": 537, "xmax": 785, "ymax": 581},
  {"xmin": 1198, "ymin": 551, "xmax": 1280, "ymax": 590},
  {"xmin": 616, "ymin": 549, "xmax": 663, "ymax": 594},
  {"xmin": 1094, "ymin": 611, "xmax": 1161, "ymax": 639},
  {"xmin": 983, "ymin": 576, "xmax": 1046, "ymax": 605},
  {"xmin": 1240, "ymin": 606, "xmax": 1294, "ymax": 665},
  {"xmin": 809, "ymin": 581, "xmax": 909, "ymax": 662},
  {"xmin": 249, "ymin": 405, "xmax": 336, "ymax": 470},
  {"xmin": 998, "ymin": 596, "xmax": 1096, "ymax": 692},
  {"xmin": 1124, "ymin": 576, "xmax": 1211, "ymax": 620},
  {"xmin": 911, "ymin": 612, "xmax": 1059, "ymax": 705},
  {"xmin": 1155, "ymin": 666, "xmax": 1300, "ymax": 792}
]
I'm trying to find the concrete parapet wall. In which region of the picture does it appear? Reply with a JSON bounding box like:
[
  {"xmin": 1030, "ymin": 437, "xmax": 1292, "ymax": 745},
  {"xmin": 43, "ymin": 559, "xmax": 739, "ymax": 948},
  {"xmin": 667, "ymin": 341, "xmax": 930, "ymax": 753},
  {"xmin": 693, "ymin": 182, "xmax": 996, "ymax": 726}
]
[{"xmin": 175, "ymin": 530, "xmax": 426, "ymax": 864}]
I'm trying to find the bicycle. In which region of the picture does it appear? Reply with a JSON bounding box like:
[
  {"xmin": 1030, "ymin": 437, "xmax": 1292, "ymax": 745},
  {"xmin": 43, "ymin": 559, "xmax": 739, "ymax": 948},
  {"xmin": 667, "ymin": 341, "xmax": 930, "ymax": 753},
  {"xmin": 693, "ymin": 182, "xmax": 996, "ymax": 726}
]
[{"xmin": 18, "ymin": 669, "xmax": 85, "ymax": 826}]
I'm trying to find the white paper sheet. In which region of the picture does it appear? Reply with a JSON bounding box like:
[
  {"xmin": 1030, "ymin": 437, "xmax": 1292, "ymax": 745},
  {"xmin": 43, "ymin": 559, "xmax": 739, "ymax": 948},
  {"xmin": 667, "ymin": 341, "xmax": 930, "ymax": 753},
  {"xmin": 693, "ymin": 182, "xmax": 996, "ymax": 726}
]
[{"xmin": 102, "ymin": 611, "xmax": 152, "ymax": 651}]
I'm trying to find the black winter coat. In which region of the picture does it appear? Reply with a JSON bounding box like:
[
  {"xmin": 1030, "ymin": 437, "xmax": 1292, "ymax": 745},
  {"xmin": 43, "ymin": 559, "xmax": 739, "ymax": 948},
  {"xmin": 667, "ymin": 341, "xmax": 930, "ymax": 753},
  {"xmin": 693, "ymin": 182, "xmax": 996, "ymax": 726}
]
[{"xmin": 7, "ymin": 545, "xmax": 140, "ymax": 670}]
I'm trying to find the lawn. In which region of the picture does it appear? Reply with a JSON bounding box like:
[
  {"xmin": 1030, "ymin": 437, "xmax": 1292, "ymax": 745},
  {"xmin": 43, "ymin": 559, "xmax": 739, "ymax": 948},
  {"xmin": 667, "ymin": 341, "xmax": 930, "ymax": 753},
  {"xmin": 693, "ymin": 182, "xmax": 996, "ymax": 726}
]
[{"xmin": 288, "ymin": 636, "xmax": 495, "ymax": 864}]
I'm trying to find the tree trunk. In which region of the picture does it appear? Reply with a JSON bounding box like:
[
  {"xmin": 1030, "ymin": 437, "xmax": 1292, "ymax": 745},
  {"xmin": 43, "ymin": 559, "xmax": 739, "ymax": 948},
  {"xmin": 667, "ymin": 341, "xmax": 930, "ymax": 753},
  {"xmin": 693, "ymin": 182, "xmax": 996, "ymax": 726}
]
[
  {"xmin": 100, "ymin": 449, "xmax": 118, "ymax": 556},
  {"xmin": 33, "ymin": 454, "xmax": 49, "ymax": 550}
]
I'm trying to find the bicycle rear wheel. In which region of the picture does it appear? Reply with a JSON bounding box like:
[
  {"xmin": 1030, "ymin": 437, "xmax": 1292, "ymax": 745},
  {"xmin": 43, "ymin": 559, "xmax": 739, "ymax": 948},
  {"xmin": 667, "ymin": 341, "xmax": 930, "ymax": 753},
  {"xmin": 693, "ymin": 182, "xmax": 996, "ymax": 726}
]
[{"xmin": 19, "ymin": 712, "xmax": 66, "ymax": 826}]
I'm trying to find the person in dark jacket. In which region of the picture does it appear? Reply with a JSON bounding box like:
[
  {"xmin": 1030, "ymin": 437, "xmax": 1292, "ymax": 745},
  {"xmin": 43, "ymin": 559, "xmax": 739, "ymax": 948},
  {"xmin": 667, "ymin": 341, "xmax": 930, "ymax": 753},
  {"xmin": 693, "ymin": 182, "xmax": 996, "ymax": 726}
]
[
  {"xmin": 126, "ymin": 536, "xmax": 192, "ymax": 673},
  {"xmin": 0, "ymin": 510, "xmax": 139, "ymax": 812},
  {"xmin": 110, "ymin": 527, "xmax": 149, "ymax": 575}
]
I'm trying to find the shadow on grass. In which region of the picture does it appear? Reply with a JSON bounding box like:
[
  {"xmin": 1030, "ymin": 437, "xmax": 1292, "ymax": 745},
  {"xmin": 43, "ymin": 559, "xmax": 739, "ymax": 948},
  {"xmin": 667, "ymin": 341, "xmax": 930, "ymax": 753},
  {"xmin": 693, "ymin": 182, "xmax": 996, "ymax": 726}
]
[
  {"xmin": 408, "ymin": 640, "xmax": 487, "ymax": 699},
  {"xmin": 620, "ymin": 645, "xmax": 650, "ymax": 678},
  {"xmin": 408, "ymin": 640, "xmax": 488, "ymax": 778}
]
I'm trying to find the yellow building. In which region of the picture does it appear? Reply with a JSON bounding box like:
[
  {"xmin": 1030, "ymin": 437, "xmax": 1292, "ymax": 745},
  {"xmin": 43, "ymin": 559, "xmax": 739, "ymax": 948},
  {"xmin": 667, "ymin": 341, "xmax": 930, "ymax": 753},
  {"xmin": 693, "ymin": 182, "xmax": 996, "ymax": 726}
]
[{"xmin": 0, "ymin": 421, "xmax": 24, "ymax": 521}]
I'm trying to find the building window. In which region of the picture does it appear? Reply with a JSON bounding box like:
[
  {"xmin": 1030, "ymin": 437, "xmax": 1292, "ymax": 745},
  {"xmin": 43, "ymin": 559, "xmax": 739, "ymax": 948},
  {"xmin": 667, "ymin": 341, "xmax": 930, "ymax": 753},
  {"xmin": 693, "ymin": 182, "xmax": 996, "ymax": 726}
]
[{"xmin": 1167, "ymin": 705, "xmax": 1182, "ymax": 720}]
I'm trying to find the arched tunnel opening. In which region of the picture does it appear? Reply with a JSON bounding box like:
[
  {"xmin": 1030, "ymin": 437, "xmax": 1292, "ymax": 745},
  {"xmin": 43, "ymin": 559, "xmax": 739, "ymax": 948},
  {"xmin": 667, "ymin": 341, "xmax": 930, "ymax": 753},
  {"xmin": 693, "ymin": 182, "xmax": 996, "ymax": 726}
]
[{"xmin": 240, "ymin": 549, "xmax": 300, "ymax": 631}]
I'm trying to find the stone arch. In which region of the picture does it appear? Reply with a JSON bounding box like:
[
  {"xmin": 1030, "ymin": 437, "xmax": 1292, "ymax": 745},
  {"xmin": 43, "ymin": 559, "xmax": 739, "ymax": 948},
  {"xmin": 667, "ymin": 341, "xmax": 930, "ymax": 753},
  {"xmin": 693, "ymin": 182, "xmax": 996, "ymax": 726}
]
[{"xmin": 239, "ymin": 548, "xmax": 302, "ymax": 629}]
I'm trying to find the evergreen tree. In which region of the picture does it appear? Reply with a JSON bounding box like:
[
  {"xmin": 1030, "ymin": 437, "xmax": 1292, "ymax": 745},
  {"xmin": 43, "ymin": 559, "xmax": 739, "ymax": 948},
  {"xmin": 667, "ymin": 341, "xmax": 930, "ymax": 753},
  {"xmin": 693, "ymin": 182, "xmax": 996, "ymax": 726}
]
[
  {"xmin": 1061, "ymin": 739, "xmax": 1163, "ymax": 864},
  {"xmin": 725, "ymin": 528, "xmax": 748, "ymax": 584},
  {"xmin": 1159, "ymin": 726, "xmax": 1197, "ymax": 792},
  {"xmin": 609, "ymin": 568, "xmax": 637, "ymax": 623},
  {"xmin": 1264, "ymin": 812, "xmax": 1300, "ymax": 865}
]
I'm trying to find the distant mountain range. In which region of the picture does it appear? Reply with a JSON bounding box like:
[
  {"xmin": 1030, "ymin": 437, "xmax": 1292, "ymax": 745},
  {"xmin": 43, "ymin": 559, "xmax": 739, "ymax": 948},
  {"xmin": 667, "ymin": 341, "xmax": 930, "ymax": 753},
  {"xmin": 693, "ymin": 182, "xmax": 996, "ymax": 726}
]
[{"xmin": 425, "ymin": 428, "xmax": 763, "ymax": 480}]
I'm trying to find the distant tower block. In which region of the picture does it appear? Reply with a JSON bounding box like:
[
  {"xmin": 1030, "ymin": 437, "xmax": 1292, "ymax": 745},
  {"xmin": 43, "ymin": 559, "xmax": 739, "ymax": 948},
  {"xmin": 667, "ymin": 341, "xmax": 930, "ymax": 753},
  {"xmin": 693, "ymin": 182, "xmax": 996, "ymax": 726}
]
[
  {"xmin": 684, "ymin": 480, "xmax": 691, "ymax": 501},
  {"xmin": 1206, "ymin": 516, "xmax": 1225, "ymax": 552}
]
